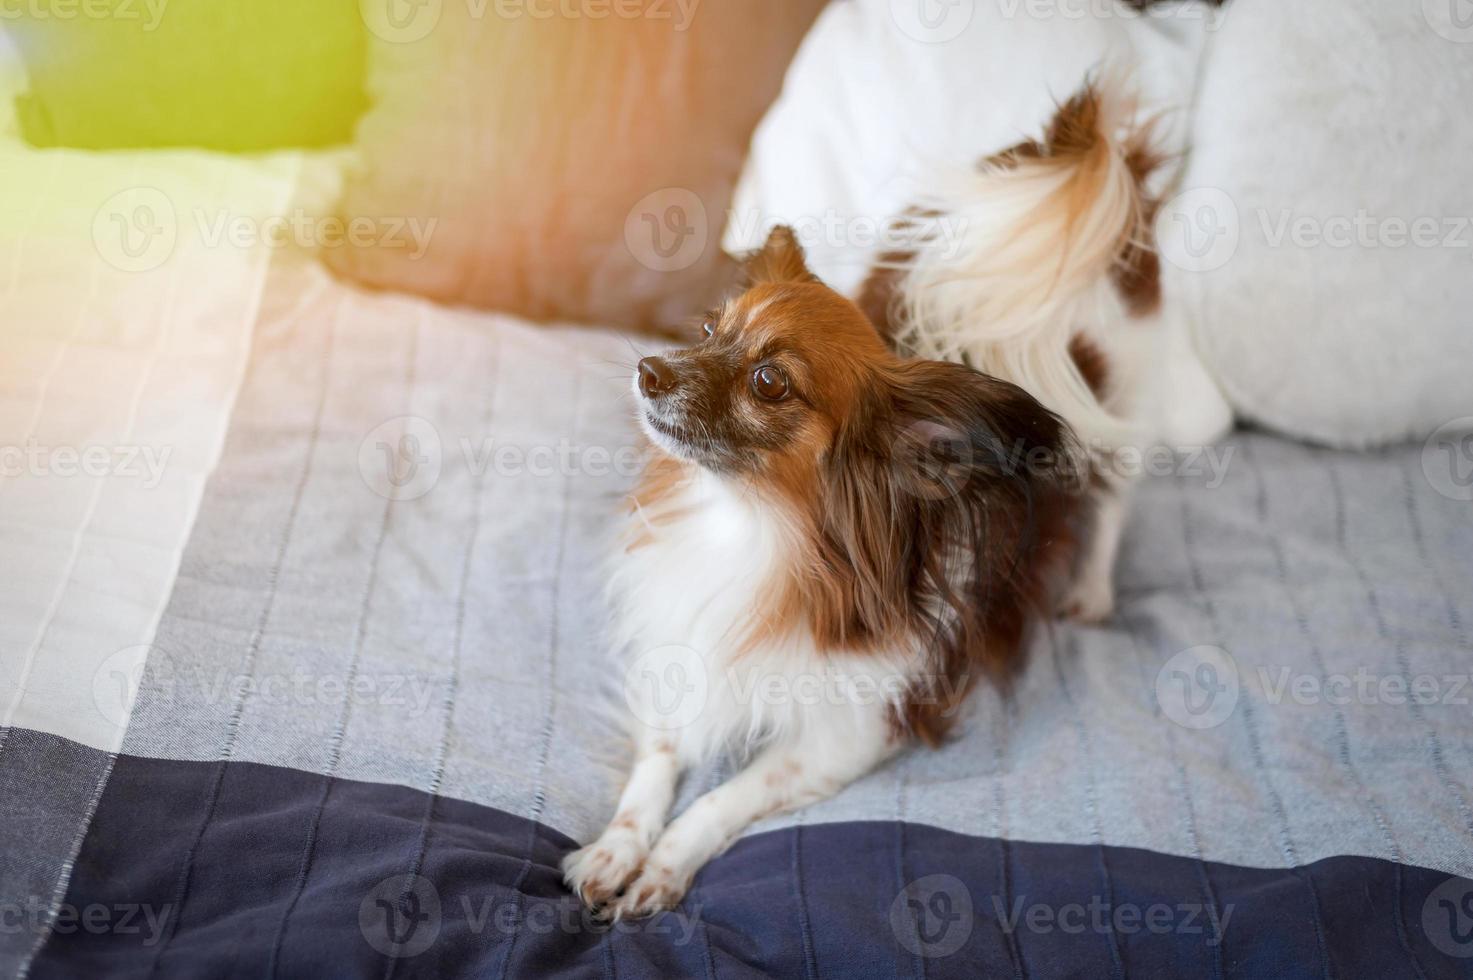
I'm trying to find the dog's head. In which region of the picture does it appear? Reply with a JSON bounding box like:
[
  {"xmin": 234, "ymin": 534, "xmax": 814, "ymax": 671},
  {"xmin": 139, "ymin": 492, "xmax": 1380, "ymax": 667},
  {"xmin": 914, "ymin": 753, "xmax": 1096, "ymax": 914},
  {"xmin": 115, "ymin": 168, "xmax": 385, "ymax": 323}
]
[
  {"xmin": 635, "ymin": 225, "xmax": 889, "ymax": 476},
  {"xmin": 633, "ymin": 225, "xmax": 1075, "ymax": 505}
]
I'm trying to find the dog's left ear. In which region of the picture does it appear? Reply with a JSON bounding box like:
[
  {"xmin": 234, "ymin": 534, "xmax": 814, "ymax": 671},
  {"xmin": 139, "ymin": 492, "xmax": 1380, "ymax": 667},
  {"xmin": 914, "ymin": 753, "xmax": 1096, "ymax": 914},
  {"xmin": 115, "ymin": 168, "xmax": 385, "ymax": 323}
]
[
  {"xmin": 811, "ymin": 359, "xmax": 1081, "ymax": 742},
  {"xmin": 880, "ymin": 359, "xmax": 1077, "ymax": 505},
  {"xmin": 744, "ymin": 225, "xmax": 819, "ymax": 285},
  {"xmin": 818, "ymin": 358, "xmax": 1079, "ymax": 651}
]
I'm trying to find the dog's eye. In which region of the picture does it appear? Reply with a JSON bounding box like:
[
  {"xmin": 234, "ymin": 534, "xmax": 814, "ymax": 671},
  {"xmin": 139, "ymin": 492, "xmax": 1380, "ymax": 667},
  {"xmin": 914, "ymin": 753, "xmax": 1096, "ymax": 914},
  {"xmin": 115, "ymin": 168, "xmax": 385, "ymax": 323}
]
[
  {"xmin": 751, "ymin": 365, "xmax": 789, "ymax": 401},
  {"xmin": 701, "ymin": 320, "xmax": 715, "ymax": 339}
]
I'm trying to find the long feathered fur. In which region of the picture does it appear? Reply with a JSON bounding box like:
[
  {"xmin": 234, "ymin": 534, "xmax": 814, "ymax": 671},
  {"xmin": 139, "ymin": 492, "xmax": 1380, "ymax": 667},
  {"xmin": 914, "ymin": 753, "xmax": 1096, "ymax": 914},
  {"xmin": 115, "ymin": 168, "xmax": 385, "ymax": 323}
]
[{"xmin": 880, "ymin": 78, "xmax": 1163, "ymax": 451}]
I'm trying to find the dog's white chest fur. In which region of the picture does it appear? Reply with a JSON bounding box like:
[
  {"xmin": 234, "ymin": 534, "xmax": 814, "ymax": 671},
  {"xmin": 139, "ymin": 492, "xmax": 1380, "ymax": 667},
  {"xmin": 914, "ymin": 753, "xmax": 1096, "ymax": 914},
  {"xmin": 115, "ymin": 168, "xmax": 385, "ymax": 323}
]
[{"xmin": 610, "ymin": 472, "xmax": 912, "ymax": 765}]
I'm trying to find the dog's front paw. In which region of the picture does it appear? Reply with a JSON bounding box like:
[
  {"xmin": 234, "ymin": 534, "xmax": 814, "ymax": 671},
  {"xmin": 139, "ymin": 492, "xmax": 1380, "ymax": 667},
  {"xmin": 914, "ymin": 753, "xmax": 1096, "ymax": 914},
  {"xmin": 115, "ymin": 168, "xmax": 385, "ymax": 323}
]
[
  {"xmin": 561, "ymin": 832, "xmax": 647, "ymax": 908},
  {"xmin": 600, "ymin": 861, "xmax": 693, "ymax": 921}
]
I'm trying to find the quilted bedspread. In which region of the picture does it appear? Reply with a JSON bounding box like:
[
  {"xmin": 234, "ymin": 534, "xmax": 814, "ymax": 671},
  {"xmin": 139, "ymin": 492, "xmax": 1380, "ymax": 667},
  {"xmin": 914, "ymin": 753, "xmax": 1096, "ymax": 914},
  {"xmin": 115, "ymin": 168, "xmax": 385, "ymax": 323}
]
[{"xmin": 1, "ymin": 145, "xmax": 1472, "ymax": 979}]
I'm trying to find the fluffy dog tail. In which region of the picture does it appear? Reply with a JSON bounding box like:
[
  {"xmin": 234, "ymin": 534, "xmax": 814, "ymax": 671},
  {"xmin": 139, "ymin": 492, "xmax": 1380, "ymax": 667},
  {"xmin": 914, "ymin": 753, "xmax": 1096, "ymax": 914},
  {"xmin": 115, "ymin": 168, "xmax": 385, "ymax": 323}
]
[{"xmin": 879, "ymin": 76, "xmax": 1164, "ymax": 448}]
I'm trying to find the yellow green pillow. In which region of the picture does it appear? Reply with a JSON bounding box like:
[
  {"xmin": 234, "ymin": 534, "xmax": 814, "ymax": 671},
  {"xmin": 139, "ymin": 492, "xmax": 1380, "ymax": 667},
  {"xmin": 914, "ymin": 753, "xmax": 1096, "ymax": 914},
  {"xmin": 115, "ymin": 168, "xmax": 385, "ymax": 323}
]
[{"xmin": 6, "ymin": 0, "xmax": 366, "ymax": 150}]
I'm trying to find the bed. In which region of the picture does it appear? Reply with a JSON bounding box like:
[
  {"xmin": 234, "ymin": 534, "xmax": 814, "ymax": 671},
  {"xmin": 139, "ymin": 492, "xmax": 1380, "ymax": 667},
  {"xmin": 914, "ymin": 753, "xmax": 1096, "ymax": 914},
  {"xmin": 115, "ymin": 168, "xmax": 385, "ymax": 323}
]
[{"xmin": 2, "ymin": 133, "xmax": 1472, "ymax": 979}]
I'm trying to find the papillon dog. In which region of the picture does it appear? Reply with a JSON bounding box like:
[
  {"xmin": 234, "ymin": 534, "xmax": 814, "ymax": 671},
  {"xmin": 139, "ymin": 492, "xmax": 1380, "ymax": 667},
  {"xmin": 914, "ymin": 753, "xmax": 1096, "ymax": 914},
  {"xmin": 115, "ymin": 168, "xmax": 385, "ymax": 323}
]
[{"xmin": 564, "ymin": 80, "xmax": 1162, "ymax": 918}]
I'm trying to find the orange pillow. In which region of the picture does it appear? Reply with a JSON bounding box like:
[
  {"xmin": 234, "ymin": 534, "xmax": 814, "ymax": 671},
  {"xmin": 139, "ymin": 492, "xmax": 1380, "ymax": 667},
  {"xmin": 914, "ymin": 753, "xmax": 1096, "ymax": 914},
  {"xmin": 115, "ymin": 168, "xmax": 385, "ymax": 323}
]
[{"xmin": 328, "ymin": 0, "xmax": 824, "ymax": 331}]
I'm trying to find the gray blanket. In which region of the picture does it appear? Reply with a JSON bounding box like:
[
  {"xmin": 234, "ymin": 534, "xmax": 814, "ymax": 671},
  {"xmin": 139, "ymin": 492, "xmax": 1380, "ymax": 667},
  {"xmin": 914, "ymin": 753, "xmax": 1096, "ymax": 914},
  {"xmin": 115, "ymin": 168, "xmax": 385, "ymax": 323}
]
[{"xmin": 3, "ymin": 261, "xmax": 1471, "ymax": 976}]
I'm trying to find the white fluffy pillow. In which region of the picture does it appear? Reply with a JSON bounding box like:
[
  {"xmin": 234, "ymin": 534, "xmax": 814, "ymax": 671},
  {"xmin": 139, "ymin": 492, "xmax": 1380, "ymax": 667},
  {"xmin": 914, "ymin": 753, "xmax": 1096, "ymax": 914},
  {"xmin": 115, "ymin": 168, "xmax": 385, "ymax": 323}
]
[{"xmin": 1160, "ymin": 0, "xmax": 1473, "ymax": 447}]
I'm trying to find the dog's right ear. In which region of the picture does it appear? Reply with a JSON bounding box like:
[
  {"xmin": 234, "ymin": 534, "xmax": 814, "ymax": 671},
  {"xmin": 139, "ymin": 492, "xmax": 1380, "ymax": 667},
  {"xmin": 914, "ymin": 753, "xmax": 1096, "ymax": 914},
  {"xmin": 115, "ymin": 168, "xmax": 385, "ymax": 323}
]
[{"xmin": 743, "ymin": 225, "xmax": 819, "ymax": 285}]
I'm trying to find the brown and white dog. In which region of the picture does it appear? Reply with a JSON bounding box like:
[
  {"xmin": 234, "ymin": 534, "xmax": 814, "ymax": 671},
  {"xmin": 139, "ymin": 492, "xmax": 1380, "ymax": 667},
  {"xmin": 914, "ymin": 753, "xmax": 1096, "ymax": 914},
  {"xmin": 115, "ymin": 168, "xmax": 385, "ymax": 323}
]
[{"xmin": 563, "ymin": 80, "xmax": 1162, "ymax": 918}]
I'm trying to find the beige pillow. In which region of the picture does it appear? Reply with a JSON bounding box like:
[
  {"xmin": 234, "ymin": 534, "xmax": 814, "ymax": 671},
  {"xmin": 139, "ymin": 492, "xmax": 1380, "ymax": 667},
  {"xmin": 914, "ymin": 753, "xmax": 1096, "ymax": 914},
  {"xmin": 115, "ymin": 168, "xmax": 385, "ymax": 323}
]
[{"xmin": 328, "ymin": 1, "xmax": 823, "ymax": 330}]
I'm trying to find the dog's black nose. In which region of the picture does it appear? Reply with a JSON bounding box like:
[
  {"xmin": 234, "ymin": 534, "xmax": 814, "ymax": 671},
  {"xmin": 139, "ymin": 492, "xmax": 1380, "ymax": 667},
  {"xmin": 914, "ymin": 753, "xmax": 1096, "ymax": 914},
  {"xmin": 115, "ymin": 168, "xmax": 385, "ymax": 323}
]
[{"xmin": 637, "ymin": 356, "xmax": 679, "ymax": 398}]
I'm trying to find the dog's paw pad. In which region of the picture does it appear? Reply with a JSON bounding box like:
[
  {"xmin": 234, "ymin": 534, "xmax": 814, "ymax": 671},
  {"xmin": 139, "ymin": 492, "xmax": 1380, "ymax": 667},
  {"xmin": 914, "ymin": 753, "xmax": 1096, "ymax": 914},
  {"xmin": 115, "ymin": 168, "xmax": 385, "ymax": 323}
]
[
  {"xmin": 601, "ymin": 864, "xmax": 690, "ymax": 920},
  {"xmin": 561, "ymin": 838, "xmax": 645, "ymax": 908}
]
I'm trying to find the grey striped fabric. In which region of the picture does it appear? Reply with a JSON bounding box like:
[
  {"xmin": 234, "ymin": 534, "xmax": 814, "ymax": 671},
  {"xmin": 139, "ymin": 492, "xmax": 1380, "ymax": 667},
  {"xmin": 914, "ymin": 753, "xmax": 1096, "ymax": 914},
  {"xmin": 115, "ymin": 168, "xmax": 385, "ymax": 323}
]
[
  {"xmin": 123, "ymin": 262, "xmax": 1473, "ymax": 877},
  {"xmin": 5, "ymin": 261, "xmax": 1471, "ymax": 974},
  {"xmin": 0, "ymin": 730, "xmax": 113, "ymax": 977}
]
